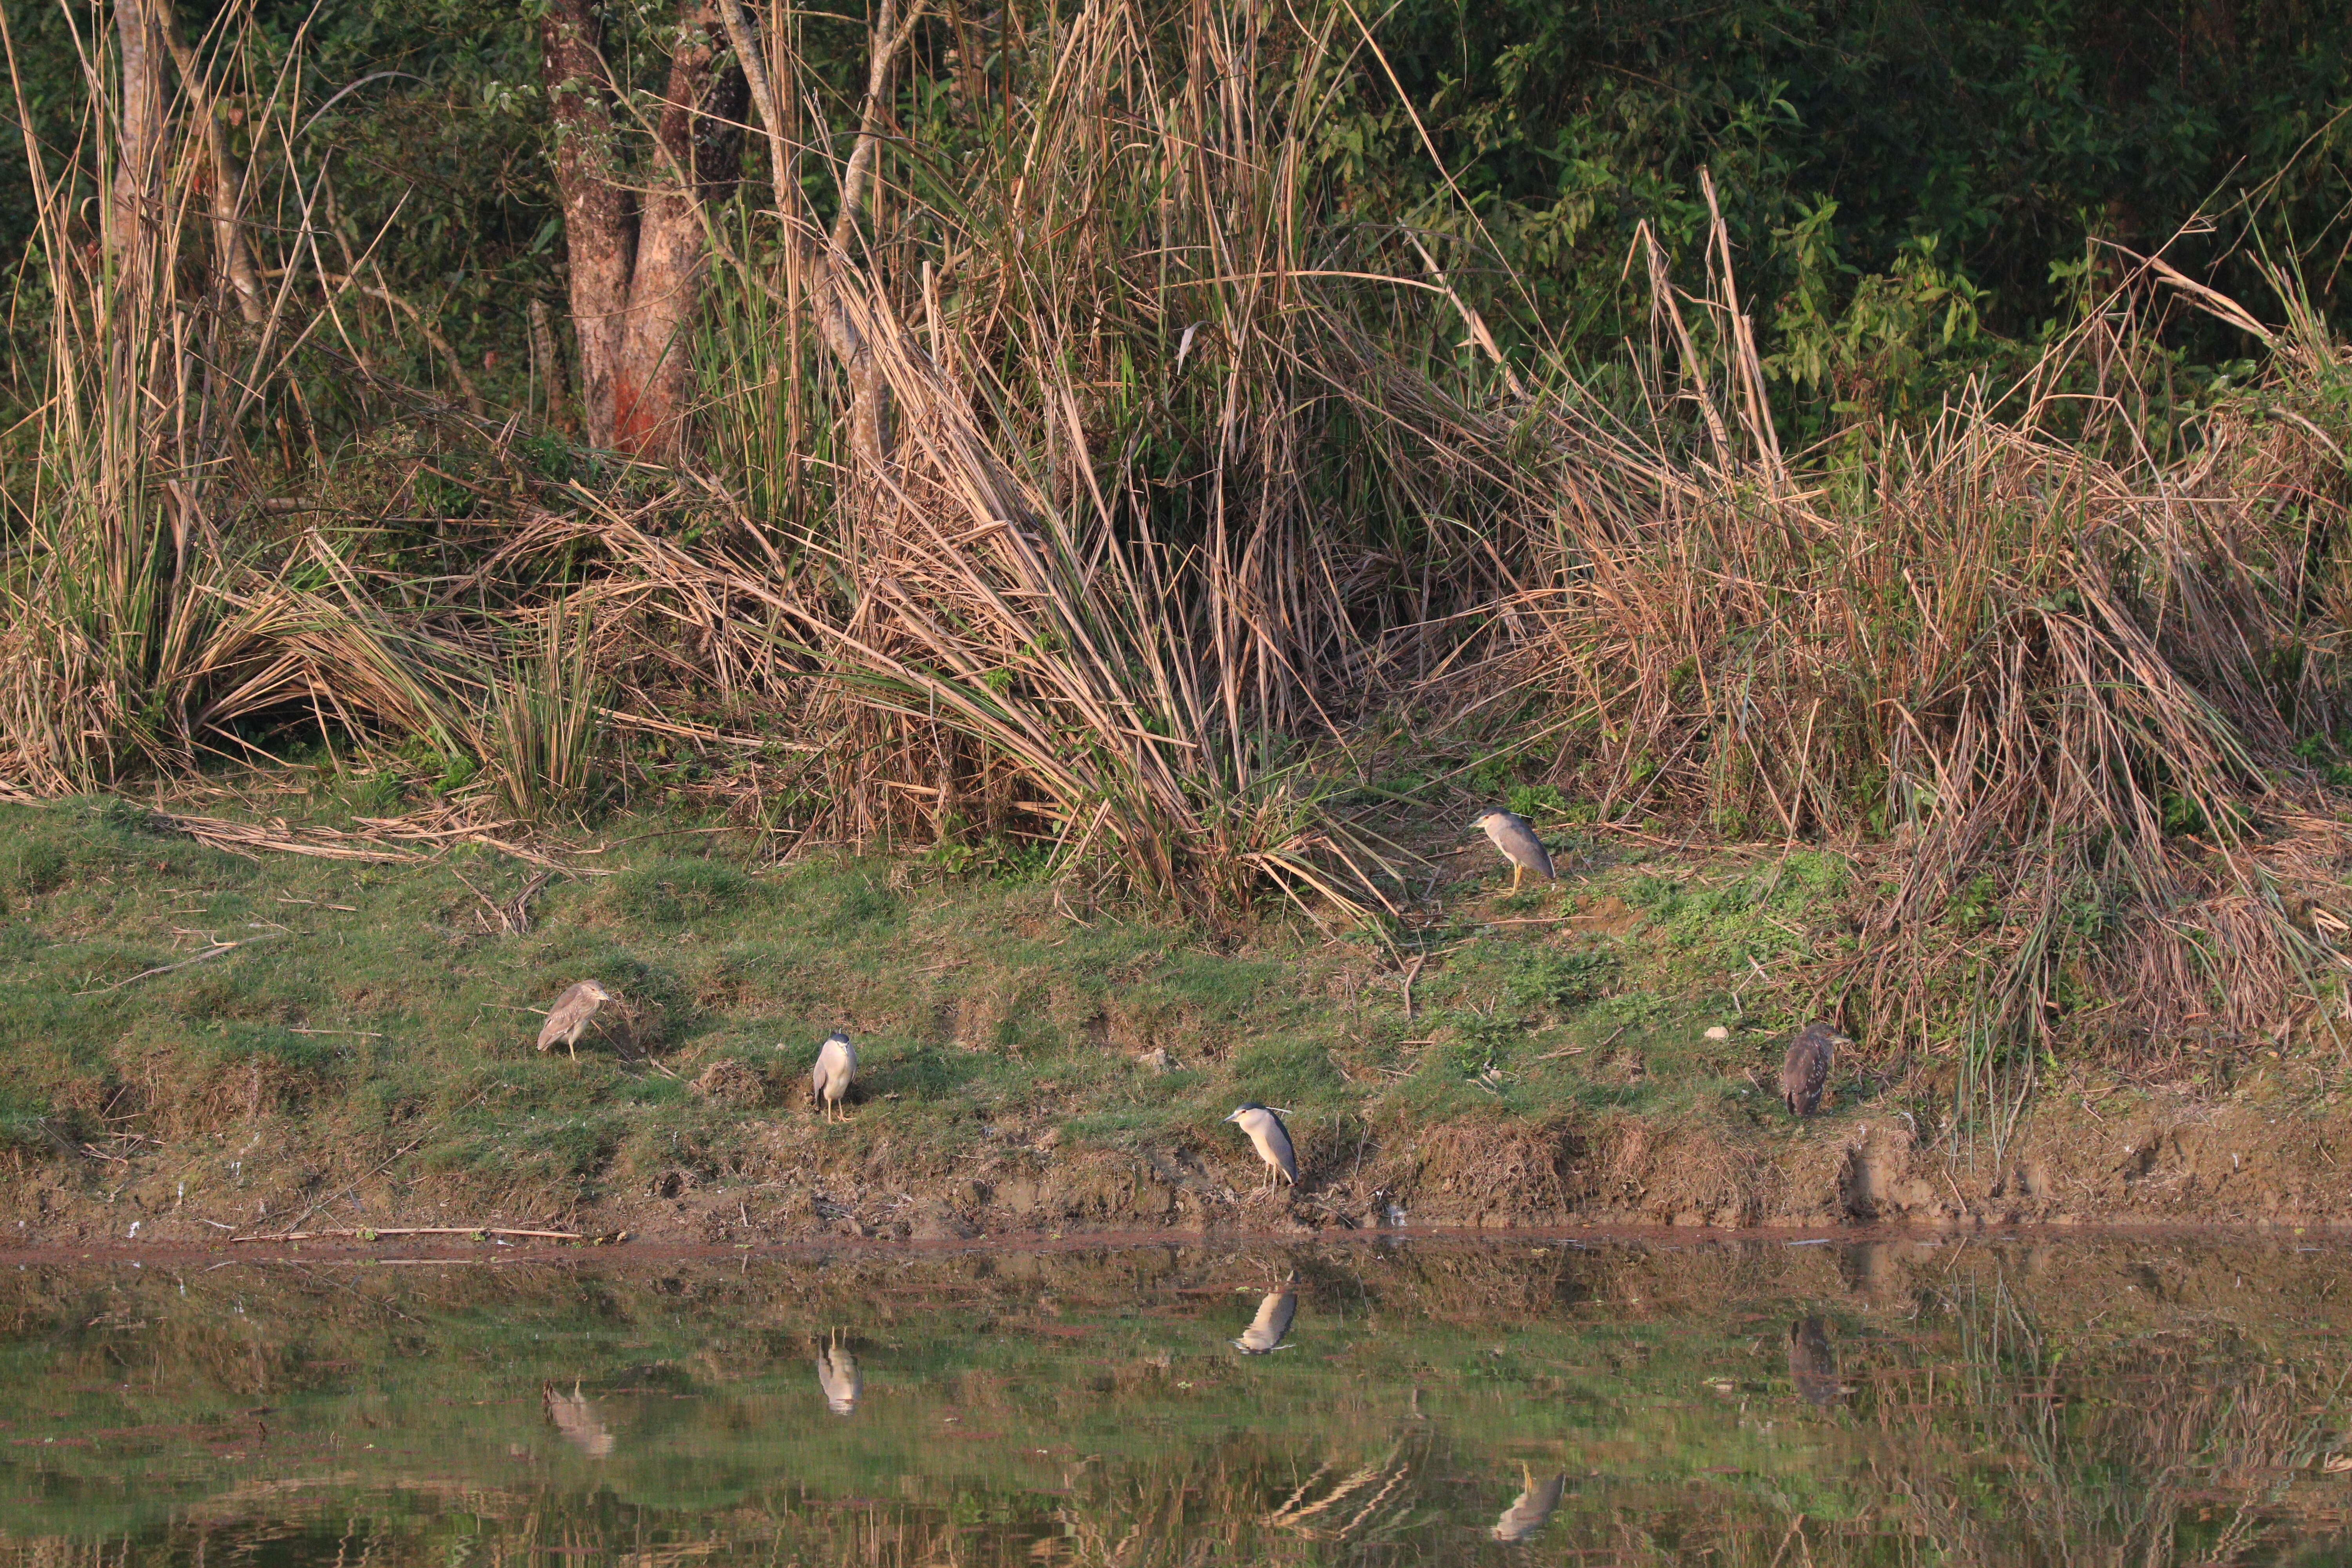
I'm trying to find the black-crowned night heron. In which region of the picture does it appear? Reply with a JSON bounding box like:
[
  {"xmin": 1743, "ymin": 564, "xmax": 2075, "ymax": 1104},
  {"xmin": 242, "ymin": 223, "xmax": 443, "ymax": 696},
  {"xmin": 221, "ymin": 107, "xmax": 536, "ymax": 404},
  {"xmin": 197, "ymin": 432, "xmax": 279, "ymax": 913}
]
[
  {"xmin": 817, "ymin": 1333, "xmax": 860, "ymax": 1414},
  {"xmin": 1491, "ymin": 1464, "xmax": 1566, "ymax": 1542},
  {"xmin": 1472, "ymin": 808, "xmax": 1555, "ymax": 890},
  {"xmin": 1780, "ymin": 1021, "xmax": 1847, "ymax": 1116},
  {"xmin": 537, "ymin": 981, "xmax": 615, "ymax": 1059},
  {"xmin": 811, "ymin": 1031, "xmax": 857, "ymax": 1122},
  {"xmin": 543, "ymin": 1380, "xmax": 615, "ymax": 1457},
  {"xmin": 1787, "ymin": 1316, "xmax": 1839, "ymax": 1406},
  {"xmin": 1224, "ymin": 1103, "xmax": 1297, "ymax": 1192},
  {"xmin": 1230, "ymin": 1288, "xmax": 1296, "ymax": 1354}
]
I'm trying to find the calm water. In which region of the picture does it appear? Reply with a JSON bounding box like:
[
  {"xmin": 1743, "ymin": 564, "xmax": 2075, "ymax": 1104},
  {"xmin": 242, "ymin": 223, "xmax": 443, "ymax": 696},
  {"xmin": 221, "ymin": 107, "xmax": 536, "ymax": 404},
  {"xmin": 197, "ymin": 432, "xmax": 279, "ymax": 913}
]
[{"xmin": 2, "ymin": 1234, "xmax": 2350, "ymax": 1565}]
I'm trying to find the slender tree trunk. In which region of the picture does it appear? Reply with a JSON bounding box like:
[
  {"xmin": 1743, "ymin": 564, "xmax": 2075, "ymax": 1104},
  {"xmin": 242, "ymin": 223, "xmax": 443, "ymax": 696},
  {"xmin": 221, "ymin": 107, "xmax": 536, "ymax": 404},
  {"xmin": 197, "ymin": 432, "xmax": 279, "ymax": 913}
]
[
  {"xmin": 539, "ymin": 0, "xmax": 743, "ymax": 462},
  {"xmin": 108, "ymin": 0, "xmax": 166, "ymax": 278},
  {"xmin": 159, "ymin": 13, "xmax": 265, "ymax": 325},
  {"xmin": 717, "ymin": 0, "xmax": 924, "ymax": 476}
]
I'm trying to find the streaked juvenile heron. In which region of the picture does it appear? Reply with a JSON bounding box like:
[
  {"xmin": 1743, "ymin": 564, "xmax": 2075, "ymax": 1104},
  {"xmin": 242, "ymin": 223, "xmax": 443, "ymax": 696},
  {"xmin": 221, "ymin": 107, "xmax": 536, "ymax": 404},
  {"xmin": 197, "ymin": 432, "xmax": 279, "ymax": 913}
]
[
  {"xmin": 1491, "ymin": 1463, "xmax": 1566, "ymax": 1542},
  {"xmin": 537, "ymin": 980, "xmax": 615, "ymax": 1058},
  {"xmin": 1472, "ymin": 809, "xmax": 1555, "ymax": 890},
  {"xmin": 1230, "ymin": 1288, "xmax": 1296, "ymax": 1354},
  {"xmin": 811, "ymin": 1031, "xmax": 857, "ymax": 1122},
  {"xmin": 1780, "ymin": 1021, "xmax": 1847, "ymax": 1117},
  {"xmin": 1224, "ymin": 1103, "xmax": 1297, "ymax": 1192},
  {"xmin": 816, "ymin": 1334, "xmax": 861, "ymax": 1415}
]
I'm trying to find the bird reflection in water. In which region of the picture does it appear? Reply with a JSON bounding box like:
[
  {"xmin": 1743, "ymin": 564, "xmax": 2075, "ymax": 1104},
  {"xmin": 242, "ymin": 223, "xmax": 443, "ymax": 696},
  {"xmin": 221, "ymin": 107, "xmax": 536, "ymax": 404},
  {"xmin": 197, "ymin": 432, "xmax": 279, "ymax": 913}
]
[
  {"xmin": 1231, "ymin": 1288, "xmax": 1297, "ymax": 1354},
  {"xmin": 817, "ymin": 1332, "xmax": 862, "ymax": 1415},
  {"xmin": 1491, "ymin": 1463, "xmax": 1566, "ymax": 1542},
  {"xmin": 1788, "ymin": 1316, "xmax": 1841, "ymax": 1406},
  {"xmin": 542, "ymin": 1381, "xmax": 615, "ymax": 1458}
]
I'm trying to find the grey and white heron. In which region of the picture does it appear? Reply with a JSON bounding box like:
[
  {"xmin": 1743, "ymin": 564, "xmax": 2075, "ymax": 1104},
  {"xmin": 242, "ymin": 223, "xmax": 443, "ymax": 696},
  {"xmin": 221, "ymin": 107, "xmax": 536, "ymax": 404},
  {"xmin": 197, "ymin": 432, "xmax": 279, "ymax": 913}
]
[
  {"xmin": 537, "ymin": 981, "xmax": 615, "ymax": 1059},
  {"xmin": 1472, "ymin": 809, "xmax": 1555, "ymax": 891},
  {"xmin": 1230, "ymin": 1287, "xmax": 1296, "ymax": 1354},
  {"xmin": 1780, "ymin": 1021, "xmax": 1847, "ymax": 1117},
  {"xmin": 1224, "ymin": 1103, "xmax": 1297, "ymax": 1192},
  {"xmin": 1491, "ymin": 1464, "xmax": 1566, "ymax": 1542},
  {"xmin": 811, "ymin": 1031, "xmax": 857, "ymax": 1122},
  {"xmin": 816, "ymin": 1334, "xmax": 861, "ymax": 1415}
]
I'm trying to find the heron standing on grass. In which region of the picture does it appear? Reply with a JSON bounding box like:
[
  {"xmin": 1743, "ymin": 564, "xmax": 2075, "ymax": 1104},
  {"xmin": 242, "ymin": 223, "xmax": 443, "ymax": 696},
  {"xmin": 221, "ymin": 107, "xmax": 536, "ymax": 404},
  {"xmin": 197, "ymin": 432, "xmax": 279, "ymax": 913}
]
[
  {"xmin": 1224, "ymin": 1103, "xmax": 1298, "ymax": 1193},
  {"xmin": 1780, "ymin": 1022, "xmax": 1847, "ymax": 1117},
  {"xmin": 537, "ymin": 981, "xmax": 615, "ymax": 1059},
  {"xmin": 1473, "ymin": 809, "xmax": 1555, "ymax": 891},
  {"xmin": 812, "ymin": 1031, "xmax": 857, "ymax": 1122}
]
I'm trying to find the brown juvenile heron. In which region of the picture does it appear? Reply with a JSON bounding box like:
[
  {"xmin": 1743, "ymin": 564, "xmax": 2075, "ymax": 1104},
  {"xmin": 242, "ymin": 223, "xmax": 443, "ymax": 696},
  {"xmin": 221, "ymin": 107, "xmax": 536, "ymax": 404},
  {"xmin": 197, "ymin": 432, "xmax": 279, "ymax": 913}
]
[
  {"xmin": 811, "ymin": 1031, "xmax": 857, "ymax": 1122},
  {"xmin": 537, "ymin": 981, "xmax": 615, "ymax": 1059},
  {"xmin": 1472, "ymin": 809, "xmax": 1555, "ymax": 891},
  {"xmin": 1224, "ymin": 1103, "xmax": 1298, "ymax": 1192},
  {"xmin": 1780, "ymin": 1021, "xmax": 1847, "ymax": 1117}
]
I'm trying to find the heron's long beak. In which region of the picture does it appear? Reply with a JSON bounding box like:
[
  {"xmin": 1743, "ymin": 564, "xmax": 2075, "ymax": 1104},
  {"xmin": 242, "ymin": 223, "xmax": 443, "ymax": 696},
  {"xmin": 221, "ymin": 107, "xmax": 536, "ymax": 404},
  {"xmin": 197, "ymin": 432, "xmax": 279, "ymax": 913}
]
[{"xmin": 1223, "ymin": 1110, "xmax": 1241, "ymax": 1123}]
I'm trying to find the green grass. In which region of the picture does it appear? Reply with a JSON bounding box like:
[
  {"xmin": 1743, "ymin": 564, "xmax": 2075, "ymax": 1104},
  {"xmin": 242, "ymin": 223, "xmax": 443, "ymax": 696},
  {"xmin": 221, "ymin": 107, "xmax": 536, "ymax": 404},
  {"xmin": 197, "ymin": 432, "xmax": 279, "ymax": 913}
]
[
  {"xmin": 0, "ymin": 795, "xmax": 1793, "ymax": 1205},
  {"xmin": 8, "ymin": 793, "xmax": 2336, "ymax": 1225}
]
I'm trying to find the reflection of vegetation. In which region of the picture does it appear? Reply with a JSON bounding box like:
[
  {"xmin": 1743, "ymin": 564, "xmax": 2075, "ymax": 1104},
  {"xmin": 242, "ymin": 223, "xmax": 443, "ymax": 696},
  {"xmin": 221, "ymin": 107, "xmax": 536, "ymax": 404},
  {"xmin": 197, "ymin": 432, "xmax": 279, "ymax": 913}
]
[{"xmin": 1, "ymin": 1240, "xmax": 2349, "ymax": 1564}]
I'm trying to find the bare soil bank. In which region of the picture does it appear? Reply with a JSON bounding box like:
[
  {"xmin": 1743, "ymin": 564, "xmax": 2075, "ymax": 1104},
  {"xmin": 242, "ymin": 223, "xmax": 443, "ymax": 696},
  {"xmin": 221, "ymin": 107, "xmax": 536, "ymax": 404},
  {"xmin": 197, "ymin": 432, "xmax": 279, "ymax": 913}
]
[{"xmin": 9, "ymin": 1083, "xmax": 2345, "ymax": 1250}]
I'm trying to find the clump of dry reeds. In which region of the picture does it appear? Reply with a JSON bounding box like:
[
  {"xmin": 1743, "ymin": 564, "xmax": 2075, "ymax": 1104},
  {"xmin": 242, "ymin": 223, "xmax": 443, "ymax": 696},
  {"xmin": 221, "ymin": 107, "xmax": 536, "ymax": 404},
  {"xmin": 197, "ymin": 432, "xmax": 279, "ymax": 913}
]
[{"xmin": 1418, "ymin": 229, "xmax": 2352, "ymax": 1065}]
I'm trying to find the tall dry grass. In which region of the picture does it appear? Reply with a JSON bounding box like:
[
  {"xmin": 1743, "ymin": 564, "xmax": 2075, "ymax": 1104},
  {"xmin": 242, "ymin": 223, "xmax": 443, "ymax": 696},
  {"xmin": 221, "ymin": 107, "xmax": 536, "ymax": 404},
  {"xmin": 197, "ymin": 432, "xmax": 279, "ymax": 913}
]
[{"xmin": 5, "ymin": 0, "xmax": 2352, "ymax": 1062}]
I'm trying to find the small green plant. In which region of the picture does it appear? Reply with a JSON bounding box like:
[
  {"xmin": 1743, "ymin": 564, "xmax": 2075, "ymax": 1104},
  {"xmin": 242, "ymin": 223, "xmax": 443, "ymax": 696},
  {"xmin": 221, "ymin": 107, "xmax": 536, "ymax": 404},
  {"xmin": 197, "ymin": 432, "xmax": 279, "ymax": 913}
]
[
  {"xmin": 1949, "ymin": 873, "xmax": 2002, "ymax": 934},
  {"xmin": 1503, "ymin": 946, "xmax": 1620, "ymax": 1010},
  {"xmin": 1505, "ymin": 782, "xmax": 1572, "ymax": 820},
  {"xmin": 1445, "ymin": 1007, "xmax": 1527, "ymax": 1075}
]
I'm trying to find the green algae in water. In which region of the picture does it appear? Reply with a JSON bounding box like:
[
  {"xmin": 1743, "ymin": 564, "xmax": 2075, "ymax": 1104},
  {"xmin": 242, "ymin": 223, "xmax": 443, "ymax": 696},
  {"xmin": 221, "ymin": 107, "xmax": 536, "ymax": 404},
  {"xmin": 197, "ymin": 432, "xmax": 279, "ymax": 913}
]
[{"xmin": 2, "ymin": 1236, "xmax": 2349, "ymax": 1564}]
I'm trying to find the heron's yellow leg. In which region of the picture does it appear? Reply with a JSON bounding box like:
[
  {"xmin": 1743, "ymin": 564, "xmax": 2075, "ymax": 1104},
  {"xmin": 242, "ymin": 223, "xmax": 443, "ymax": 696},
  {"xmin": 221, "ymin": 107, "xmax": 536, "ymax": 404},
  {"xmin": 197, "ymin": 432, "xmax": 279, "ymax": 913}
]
[{"xmin": 1510, "ymin": 864, "xmax": 1523, "ymax": 892}]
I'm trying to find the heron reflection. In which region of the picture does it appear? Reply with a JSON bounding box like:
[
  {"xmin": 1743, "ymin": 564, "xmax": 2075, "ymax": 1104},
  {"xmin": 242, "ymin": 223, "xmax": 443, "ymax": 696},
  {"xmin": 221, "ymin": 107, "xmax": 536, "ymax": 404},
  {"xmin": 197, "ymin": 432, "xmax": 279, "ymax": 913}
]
[
  {"xmin": 1231, "ymin": 1289, "xmax": 1297, "ymax": 1354},
  {"xmin": 1788, "ymin": 1316, "xmax": 1841, "ymax": 1406},
  {"xmin": 1491, "ymin": 1463, "xmax": 1565, "ymax": 1542},
  {"xmin": 817, "ymin": 1334, "xmax": 862, "ymax": 1415},
  {"xmin": 542, "ymin": 1381, "xmax": 615, "ymax": 1458}
]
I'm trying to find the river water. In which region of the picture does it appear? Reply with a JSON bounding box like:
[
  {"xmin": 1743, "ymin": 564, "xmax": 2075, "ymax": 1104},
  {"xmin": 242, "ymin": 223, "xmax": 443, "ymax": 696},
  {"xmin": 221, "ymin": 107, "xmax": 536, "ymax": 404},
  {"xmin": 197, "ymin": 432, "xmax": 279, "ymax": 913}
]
[{"xmin": 0, "ymin": 1234, "xmax": 2347, "ymax": 1564}]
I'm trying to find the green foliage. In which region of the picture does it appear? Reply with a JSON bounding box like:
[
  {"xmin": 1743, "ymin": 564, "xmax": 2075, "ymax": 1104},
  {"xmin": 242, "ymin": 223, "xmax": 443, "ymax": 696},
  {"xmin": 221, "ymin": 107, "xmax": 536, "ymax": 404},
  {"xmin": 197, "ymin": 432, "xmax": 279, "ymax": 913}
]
[{"xmin": 1357, "ymin": 0, "xmax": 2352, "ymax": 405}]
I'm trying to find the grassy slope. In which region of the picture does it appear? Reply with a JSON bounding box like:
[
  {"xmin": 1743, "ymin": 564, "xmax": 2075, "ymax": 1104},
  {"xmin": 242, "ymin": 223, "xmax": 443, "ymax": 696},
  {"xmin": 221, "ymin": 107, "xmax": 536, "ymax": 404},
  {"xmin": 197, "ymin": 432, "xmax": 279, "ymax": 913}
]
[{"xmin": 0, "ymin": 793, "xmax": 2343, "ymax": 1240}]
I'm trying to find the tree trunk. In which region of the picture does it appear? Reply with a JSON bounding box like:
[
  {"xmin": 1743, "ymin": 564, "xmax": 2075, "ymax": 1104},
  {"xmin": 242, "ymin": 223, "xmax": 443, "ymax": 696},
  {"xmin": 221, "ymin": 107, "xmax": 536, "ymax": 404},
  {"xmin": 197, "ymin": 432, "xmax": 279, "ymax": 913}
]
[
  {"xmin": 108, "ymin": 0, "xmax": 167, "ymax": 278},
  {"xmin": 539, "ymin": 0, "xmax": 744, "ymax": 463},
  {"xmin": 159, "ymin": 12, "xmax": 265, "ymax": 325},
  {"xmin": 717, "ymin": 0, "xmax": 923, "ymax": 479}
]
